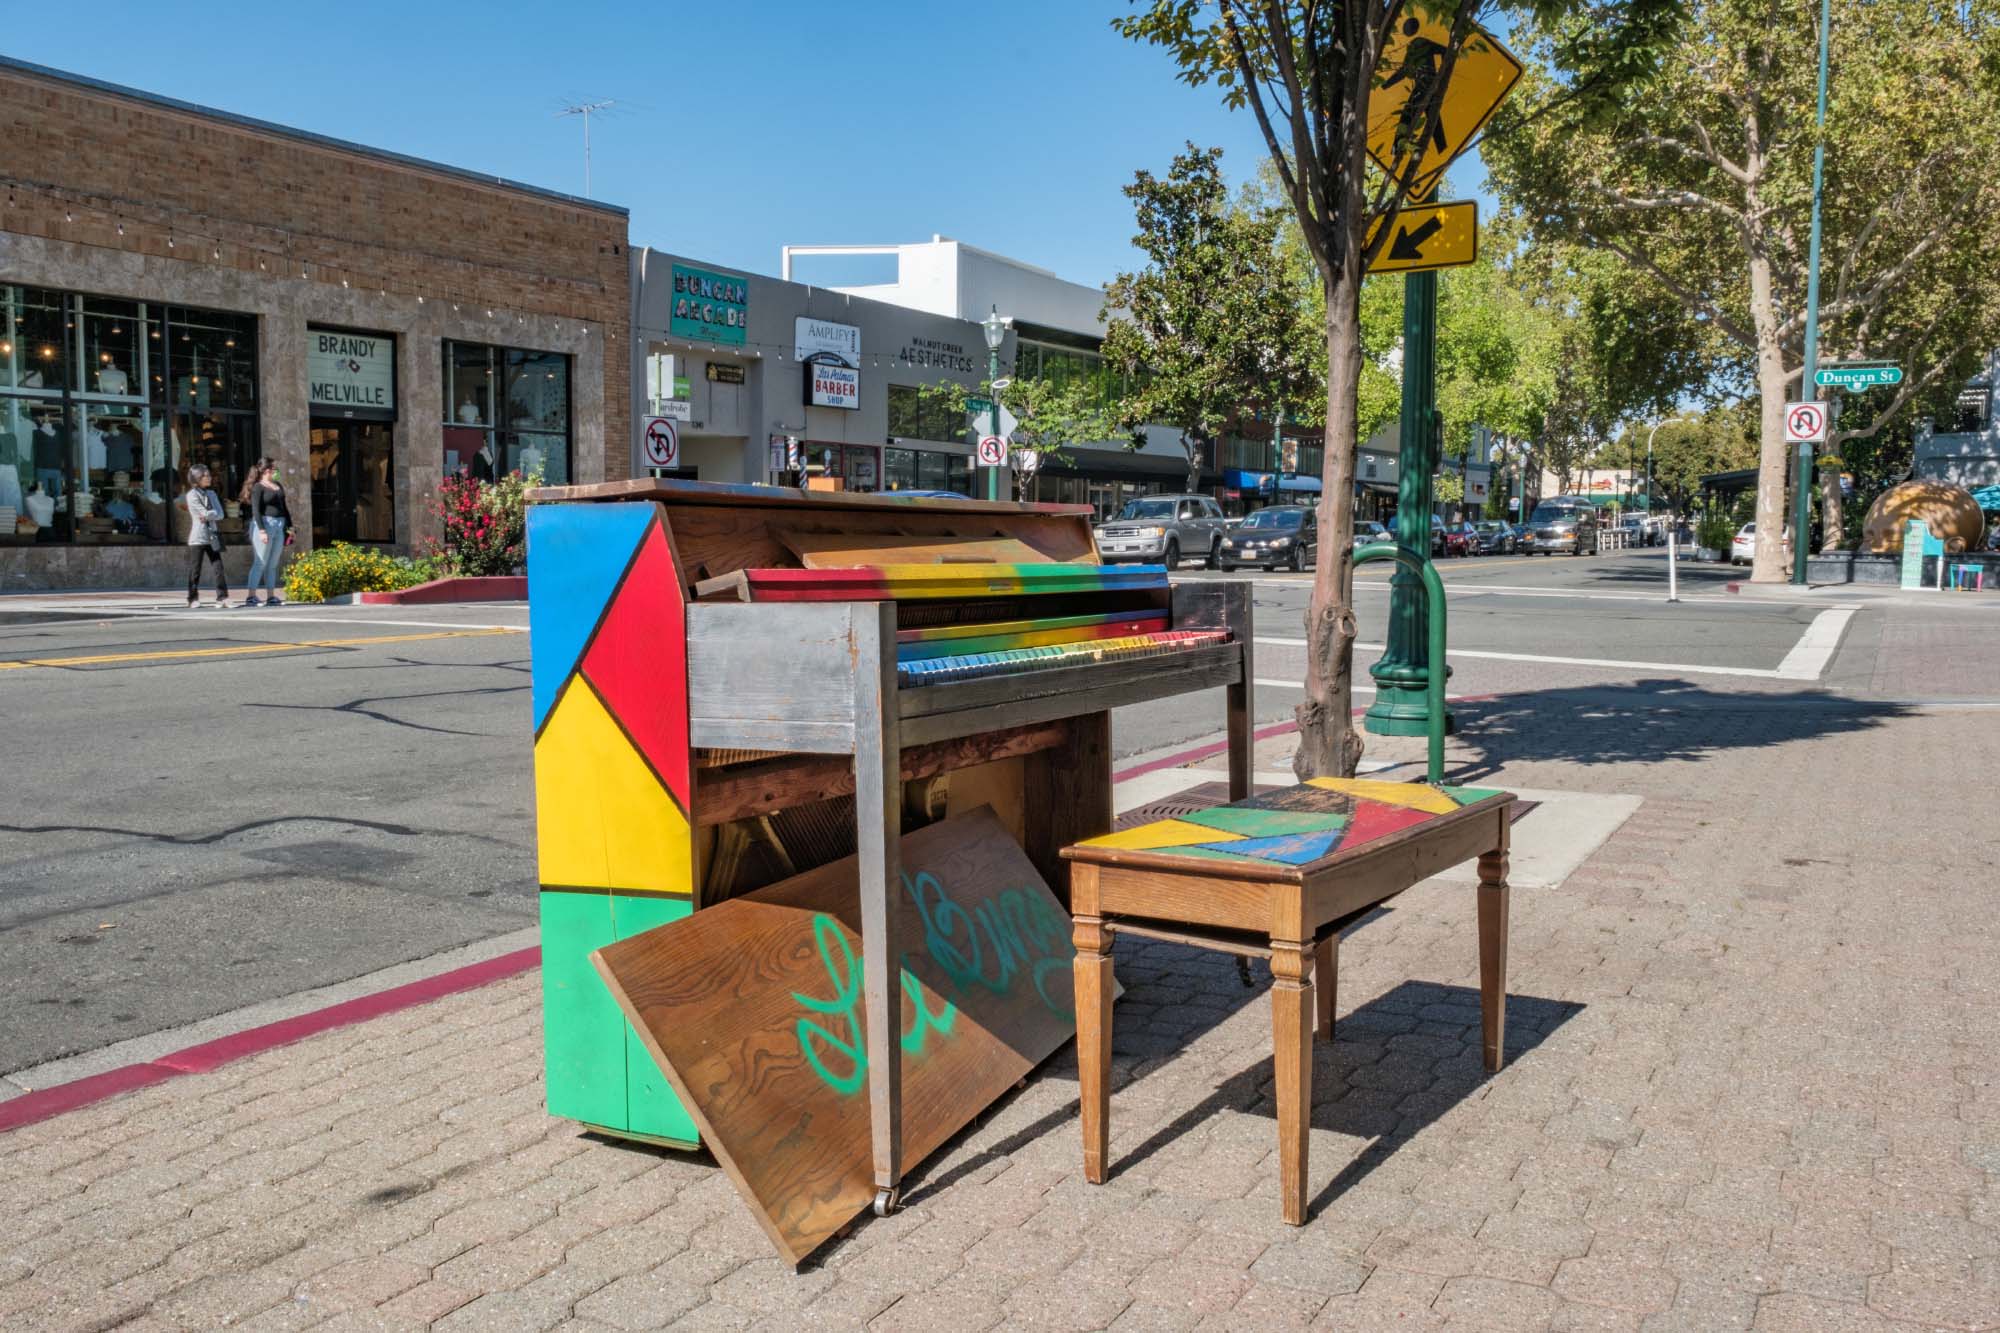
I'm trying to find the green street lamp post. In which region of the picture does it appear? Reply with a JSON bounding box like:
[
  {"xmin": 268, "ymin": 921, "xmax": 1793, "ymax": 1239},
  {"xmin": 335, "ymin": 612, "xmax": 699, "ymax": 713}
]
[
  {"xmin": 1793, "ymin": 0, "xmax": 1832, "ymax": 582},
  {"xmin": 1366, "ymin": 259, "xmax": 1452, "ymax": 739},
  {"xmin": 982, "ymin": 306, "xmax": 1007, "ymax": 502}
]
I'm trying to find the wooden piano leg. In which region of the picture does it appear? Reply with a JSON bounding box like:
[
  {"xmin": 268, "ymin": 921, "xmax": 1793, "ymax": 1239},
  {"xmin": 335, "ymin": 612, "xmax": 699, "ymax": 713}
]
[
  {"xmin": 1226, "ymin": 580, "xmax": 1255, "ymax": 801},
  {"xmin": 1024, "ymin": 711, "xmax": 1111, "ymax": 909},
  {"xmin": 854, "ymin": 604, "xmax": 904, "ymax": 1209},
  {"xmin": 1314, "ymin": 934, "xmax": 1337, "ymax": 1041}
]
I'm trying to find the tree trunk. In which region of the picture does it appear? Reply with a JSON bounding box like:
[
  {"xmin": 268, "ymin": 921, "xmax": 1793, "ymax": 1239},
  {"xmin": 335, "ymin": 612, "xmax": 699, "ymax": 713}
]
[
  {"xmin": 1818, "ymin": 465, "xmax": 1844, "ymax": 551},
  {"xmin": 1184, "ymin": 432, "xmax": 1204, "ymax": 494},
  {"xmin": 1293, "ymin": 259, "xmax": 1365, "ymax": 781},
  {"xmin": 1746, "ymin": 246, "xmax": 1793, "ymax": 583}
]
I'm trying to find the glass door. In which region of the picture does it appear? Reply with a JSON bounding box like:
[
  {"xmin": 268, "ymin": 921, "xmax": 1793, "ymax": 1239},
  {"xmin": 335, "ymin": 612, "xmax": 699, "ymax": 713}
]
[{"xmin": 309, "ymin": 421, "xmax": 397, "ymax": 546}]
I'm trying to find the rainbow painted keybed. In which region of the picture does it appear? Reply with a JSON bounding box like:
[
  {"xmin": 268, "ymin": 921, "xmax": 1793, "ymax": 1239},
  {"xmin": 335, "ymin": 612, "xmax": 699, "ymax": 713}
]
[{"xmin": 524, "ymin": 478, "xmax": 1255, "ymax": 1201}]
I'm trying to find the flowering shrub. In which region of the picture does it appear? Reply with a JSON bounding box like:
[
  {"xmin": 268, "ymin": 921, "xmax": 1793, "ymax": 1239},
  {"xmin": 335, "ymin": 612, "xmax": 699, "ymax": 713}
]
[
  {"xmin": 283, "ymin": 544, "xmax": 432, "ymax": 604},
  {"xmin": 426, "ymin": 471, "xmax": 531, "ymax": 576}
]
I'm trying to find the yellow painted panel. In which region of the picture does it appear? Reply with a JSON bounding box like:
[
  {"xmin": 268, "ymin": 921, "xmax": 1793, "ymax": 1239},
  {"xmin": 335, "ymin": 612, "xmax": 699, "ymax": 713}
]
[
  {"xmin": 1307, "ymin": 777, "xmax": 1458, "ymax": 814},
  {"xmin": 1079, "ymin": 818, "xmax": 1246, "ymax": 851},
  {"xmin": 535, "ymin": 678, "xmax": 694, "ymax": 894}
]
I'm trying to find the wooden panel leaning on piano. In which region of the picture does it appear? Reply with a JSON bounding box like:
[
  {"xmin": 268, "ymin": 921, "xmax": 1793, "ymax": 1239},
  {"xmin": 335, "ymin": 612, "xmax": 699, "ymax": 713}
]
[{"xmin": 524, "ymin": 478, "xmax": 1253, "ymax": 1145}]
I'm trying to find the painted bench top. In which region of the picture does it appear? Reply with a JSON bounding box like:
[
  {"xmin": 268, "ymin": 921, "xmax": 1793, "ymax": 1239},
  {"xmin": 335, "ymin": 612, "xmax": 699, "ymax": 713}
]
[{"xmin": 1067, "ymin": 777, "xmax": 1508, "ymax": 875}]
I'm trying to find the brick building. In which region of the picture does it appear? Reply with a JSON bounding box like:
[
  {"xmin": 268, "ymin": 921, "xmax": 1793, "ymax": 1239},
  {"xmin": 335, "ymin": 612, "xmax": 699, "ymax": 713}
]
[{"xmin": 0, "ymin": 56, "xmax": 629, "ymax": 590}]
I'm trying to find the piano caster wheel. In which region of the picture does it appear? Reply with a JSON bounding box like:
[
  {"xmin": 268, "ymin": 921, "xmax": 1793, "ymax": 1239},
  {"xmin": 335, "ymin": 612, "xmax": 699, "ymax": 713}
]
[{"xmin": 872, "ymin": 1187, "xmax": 901, "ymax": 1218}]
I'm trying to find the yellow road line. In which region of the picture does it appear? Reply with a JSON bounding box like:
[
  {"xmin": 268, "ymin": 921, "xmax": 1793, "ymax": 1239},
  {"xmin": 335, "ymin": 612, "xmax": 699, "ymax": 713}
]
[{"xmin": 0, "ymin": 627, "xmax": 521, "ymax": 671}]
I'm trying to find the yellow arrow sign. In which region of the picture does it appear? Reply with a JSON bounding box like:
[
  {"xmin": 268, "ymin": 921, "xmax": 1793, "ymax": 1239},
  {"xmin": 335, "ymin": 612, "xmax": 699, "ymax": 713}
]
[
  {"xmin": 1366, "ymin": 199, "xmax": 1478, "ymax": 274},
  {"xmin": 1367, "ymin": 12, "xmax": 1523, "ymax": 189}
]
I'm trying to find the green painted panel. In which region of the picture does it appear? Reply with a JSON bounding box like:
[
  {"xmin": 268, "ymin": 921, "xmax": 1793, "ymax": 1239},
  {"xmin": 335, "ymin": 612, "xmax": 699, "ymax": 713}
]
[
  {"xmin": 1442, "ymin": 785, "xmax": 1505, "ymax": 806},
  {"xmin": 1179, "ymin": 806, "xmax": 1348, "ymax": 838},
  {"xmin": 611, "ymin": 894, "xmax": 700, "ymax": 1146},
  {"xmin": 540, "ymin": 890, "xmax": 624, "ymax": 1129}
]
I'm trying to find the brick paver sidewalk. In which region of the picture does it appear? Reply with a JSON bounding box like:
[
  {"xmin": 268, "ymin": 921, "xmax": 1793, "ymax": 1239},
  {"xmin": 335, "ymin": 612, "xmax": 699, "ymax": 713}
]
[{"xmin": 3, "ymin": 690, "xmax": 1997, "ymax": 1330}]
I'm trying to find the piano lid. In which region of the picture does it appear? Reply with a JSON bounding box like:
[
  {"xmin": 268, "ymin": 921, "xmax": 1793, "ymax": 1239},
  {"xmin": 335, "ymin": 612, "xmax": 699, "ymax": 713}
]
[{"xmin": 528, "ymin": 476, "xmax": 1093, "ymax": 519}]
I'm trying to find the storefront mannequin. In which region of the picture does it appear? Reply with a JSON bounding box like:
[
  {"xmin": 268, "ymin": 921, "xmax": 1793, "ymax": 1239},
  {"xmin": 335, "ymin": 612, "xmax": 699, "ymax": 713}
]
[
  {"xmin": 97, "ymin": 358, "xmax": 129, "ymax": 396},
  {"xmin": 31, "ymin": 414, "xmax": 64, "ymax": 494}
]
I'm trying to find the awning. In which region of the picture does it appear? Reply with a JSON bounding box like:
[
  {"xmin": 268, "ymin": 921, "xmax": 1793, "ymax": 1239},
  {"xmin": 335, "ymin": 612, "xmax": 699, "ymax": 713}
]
[
  {"xmin": 1224, "ymin": 469, "xmax": 1272, "ymax": 489},
  {"xmin": 1276, "ymin": 474, "xmax": 1322, "ymax": 493}
]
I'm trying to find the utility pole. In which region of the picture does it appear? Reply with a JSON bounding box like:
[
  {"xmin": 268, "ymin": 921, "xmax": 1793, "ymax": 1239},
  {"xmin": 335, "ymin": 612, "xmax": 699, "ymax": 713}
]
[
  {"xmin": 1792, "ymin": 0, "xmax": 1832, "ymax": 583},
  {"xmin": 1368, "ymin": 185, "xmax": 1452, "ymax": 740},
  {"xmin": 556, "ymin": 99, "xmax": 616, "ymax": 196}
]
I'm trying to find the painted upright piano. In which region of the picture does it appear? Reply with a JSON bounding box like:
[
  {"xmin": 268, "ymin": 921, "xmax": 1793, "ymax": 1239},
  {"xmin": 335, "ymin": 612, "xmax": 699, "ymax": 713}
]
[{"xmin": 524, "ymin": 477, "xmax": 1254, "ymax": 1209}]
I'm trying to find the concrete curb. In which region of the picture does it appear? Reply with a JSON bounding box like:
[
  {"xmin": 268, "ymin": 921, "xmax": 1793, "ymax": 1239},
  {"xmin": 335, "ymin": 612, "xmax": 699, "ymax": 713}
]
[{"xmin": 0, "ymin": 932, "xmax": 540, "ymax": 1133}]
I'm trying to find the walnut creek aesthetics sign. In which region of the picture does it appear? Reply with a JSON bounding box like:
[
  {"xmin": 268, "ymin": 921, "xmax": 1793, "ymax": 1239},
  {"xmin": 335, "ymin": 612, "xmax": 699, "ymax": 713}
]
[{"xmin": 308, "ymin": 328, "xmax": 395, "ymax": 419}]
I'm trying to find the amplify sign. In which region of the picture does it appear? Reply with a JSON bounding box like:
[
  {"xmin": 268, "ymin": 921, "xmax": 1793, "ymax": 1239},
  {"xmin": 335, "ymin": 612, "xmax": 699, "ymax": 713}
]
[
  {"xmin": 670, "ymin": 265, "xmax": 749, "ymax": 346},
  {"xmin": 307, "ymin": 327, "xmax": 395, "ymax": 420}
]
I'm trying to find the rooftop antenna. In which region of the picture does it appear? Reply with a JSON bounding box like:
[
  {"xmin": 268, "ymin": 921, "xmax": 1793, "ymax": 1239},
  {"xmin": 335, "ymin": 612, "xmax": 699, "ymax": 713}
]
[{"xmin": 555, "ymin": 99, "xmax": 617, "ymax": 196}]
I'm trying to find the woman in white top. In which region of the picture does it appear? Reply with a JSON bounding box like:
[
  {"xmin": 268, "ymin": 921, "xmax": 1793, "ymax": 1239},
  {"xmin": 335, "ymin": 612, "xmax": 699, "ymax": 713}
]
[{"xmin": 184, "ymin": 464, "xmax": 231, "ymax": 608}]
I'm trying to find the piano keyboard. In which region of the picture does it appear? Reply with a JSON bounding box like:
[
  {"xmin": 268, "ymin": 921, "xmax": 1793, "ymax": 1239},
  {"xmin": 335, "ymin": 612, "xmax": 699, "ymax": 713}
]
[{"xmin": 896, "ymin": 629, "xmax": 1229, "ymax": 686}]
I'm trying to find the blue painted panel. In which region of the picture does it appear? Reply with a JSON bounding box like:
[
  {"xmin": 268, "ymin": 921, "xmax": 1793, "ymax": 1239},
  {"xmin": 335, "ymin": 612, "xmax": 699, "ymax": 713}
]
[
  {"xmin": 1196, "ymin": 828, "xmax": 1345, "ymax": 865},
  {"xmin": 527, "ymin": 503, "xmax": 657, "ymax": 731}
]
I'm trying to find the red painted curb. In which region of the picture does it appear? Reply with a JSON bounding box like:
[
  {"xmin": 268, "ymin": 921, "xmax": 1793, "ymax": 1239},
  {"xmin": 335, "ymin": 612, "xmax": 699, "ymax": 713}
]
[
  {"xmin": 358, "ymin": 575, "xmax": 526, "ymax": 605},
  {"xmin": 0, "ymin": 946, "xmax": 540, "ymax": 1135}
]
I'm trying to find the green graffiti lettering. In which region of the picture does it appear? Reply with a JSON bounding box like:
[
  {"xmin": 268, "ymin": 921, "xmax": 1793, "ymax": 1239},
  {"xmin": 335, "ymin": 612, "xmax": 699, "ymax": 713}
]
[{"xmin": 793, "ymin": 913, "xmax": 960, "ymax": 1094}]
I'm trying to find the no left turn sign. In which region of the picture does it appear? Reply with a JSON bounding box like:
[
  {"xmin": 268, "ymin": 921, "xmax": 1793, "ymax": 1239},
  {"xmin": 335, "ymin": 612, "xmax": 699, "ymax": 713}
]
[
  {"xmin": 1784, "ymin": 401, "xmax": 1828, "ymax": 444},
  {"xmin": 642, "ymin": 416, "xmax": 679, "ymax": 468}
]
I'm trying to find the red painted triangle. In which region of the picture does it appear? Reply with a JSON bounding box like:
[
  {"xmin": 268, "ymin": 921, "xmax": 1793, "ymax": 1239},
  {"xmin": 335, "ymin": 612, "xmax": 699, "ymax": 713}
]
[
  {"xmin": 1336, "ymin": 799, "xmax": 1436, "ymax": 854},
  {"xmin": 580, "ymin": 522, "xmax": 691, "ymax": 809}
]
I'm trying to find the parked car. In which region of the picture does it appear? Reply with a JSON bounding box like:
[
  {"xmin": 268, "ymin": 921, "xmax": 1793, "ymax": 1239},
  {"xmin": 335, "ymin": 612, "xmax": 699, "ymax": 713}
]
[
  {"xmin": 1095, "ymin": 494, "xmax": 1228, "ymax": 570},
  {"xmin": 1473, "ymin": 521, "xmax": 1517, "ymax": 555},
  {"xmin": 1730, "ymin": 521, "xmax": 1757, "ymax": 565},
  {"xmin": 1523, "ymin": 499, "xmax": 1601, "ymax": 555},
  {"xmin": 1351, "ymin": 520, "xmax": 1391, "ymax": 549},
  {"xmin": 1616, "ymin": 515, "xmax": 1661, "ymax": 547},
  {"xmin": 1439, "ymin": 521, "xmax": 1478, "ymax": 558},
  {"xmin": 1218, "ymin": 505, "xmax": 1317, "ymax": 572}
]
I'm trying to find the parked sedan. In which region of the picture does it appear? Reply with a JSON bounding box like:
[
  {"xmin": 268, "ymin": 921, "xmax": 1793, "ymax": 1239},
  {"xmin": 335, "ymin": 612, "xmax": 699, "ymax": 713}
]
[
  {"xmin": 1351, "ymin": 520, "xmax": 1391, "ymax": 549},
  {"xmin": 1217, "ymin": 505, "xmax": 1316, "ymax": 572},
  {"xmin": 1473, "ymin": 521, "xmax": 1517, "ymax": 555},
  {"xmin": 1438, "ymin": 521, "xmax": 1478, "ymax": 558},
  {"xmin": 1730, "ymin": 522, "xmax": 1757, "ymax": 565}
]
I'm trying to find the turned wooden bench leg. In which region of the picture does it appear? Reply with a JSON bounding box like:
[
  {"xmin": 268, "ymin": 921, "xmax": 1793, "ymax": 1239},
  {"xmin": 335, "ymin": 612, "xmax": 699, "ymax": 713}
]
[
  {"xmin": 1313, "ymin": 934, "xmax": 1337, "ymax": 1041},
  {"xmin": 1270, "ymin": 938, "xmax": 1314, "ymax": 1225},
  {"xmin": 1074, "ymin": 913, "xmax": 1114, "ymax": 1184},
  {"xmin": 1478, "ymin": 847, "xmax": 1511, "ymax": 1073}
]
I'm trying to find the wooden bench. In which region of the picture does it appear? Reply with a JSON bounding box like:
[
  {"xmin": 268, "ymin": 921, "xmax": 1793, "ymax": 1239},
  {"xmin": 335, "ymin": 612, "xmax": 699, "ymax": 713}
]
[{"xmin": 1061, "ymin": 776, "xmax": 1516, "ymax": 1224}]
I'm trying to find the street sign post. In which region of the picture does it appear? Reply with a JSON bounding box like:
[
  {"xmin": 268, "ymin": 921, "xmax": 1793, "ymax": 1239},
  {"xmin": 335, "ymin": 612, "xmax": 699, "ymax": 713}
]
[
  {"xmin": 1365, "ymin": 200, "xmax": 1478, "ymax": 274},
  {"xmin": 1366, "ymin": 17, "xmax": 1523, "ymax": 189},
  {"xmin": 1784, "ymin": 401, "xmax": 1829, "ymax": 444},
  {"xmin": 1814, "ymin": 363, "xmax": 1903, "ymax": 389},
  {"xmin": 641, "ymin": 416, "xmax": 679, "ymax": 470}
]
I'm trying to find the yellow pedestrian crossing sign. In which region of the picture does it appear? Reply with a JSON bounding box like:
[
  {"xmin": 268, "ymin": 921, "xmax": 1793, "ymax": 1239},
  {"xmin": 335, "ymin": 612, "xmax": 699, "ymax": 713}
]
[
  {"xmin": 1367, "ymin": 12, "xmax": 1523, "ymax": 189},
  {"xmin": 1365, "ymin": 200, "xmax": 1478, "ymax": 274}
]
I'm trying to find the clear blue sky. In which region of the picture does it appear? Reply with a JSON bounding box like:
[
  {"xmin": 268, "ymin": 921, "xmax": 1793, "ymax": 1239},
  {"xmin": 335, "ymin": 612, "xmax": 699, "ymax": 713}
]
[{"xmin": 7, "ymin": 0, "xmax": 1487, "ymax": 290}]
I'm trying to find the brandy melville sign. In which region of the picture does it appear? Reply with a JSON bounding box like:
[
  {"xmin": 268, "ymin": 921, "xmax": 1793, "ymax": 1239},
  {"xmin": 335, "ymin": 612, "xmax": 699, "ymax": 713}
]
[{"xmin": 307, "ymin": 327, "xmax": 395, "ymax": 419}]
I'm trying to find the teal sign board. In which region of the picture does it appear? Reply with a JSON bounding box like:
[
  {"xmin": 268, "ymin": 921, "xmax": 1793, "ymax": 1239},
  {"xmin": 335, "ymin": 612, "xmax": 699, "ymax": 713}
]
[
  {"xmin": 670, "ymin": 265, "xmax": 748, "ymax": 346},
  {"xmin": 1815, "ymin": 363, "xmax": 1903, "ymax": 389},
  {"xmin": 1899, "ymin": 518, "xmax": 1942, "ymax": 589}
]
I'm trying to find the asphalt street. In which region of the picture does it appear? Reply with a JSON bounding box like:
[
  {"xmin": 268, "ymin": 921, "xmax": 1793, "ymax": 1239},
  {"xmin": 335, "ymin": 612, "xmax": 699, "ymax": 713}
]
[{"xmin": 0, "ymin": 546, "xmax": 1938, "ymax": 1075}]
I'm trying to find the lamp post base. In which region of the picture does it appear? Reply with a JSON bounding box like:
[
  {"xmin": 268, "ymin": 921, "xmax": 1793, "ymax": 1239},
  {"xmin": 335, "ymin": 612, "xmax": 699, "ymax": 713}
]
[{"xmin": 1363, "ymin": 674, "xmax": 1456, "ymax": 738}]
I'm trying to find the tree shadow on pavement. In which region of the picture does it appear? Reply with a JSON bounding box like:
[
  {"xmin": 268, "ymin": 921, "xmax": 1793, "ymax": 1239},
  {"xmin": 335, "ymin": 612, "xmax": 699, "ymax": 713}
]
[
  {"xmin": 1439, "ymin": 678, "xmax": 1912, "ymax": 780},
  {"xmin": 1103, "ymin": 978, "xmax": 1581, "ymax": 1221}
]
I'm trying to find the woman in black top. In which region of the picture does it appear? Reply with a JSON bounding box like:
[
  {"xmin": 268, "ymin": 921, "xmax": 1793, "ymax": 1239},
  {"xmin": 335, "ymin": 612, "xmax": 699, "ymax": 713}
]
[{"xmin": 241, "ymin": 458, "xmax": 292, "ymax": 606}]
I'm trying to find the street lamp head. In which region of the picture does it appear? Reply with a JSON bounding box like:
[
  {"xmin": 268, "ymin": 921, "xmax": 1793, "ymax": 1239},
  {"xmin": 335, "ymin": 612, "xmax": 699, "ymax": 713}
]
[{"xmin": 981, "ymin": 305, "xmax": 1008, "ymax": 353}]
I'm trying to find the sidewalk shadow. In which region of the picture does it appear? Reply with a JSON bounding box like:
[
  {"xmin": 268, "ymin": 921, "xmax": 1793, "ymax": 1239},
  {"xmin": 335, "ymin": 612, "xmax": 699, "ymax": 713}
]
[
  {"xmin": 1105, "ymin": 979, "xmax": 1581, "ymax": 1221},
  {"xmin": 1439, "ymin": 678, "xmax": 1910, "ymax": 780}
]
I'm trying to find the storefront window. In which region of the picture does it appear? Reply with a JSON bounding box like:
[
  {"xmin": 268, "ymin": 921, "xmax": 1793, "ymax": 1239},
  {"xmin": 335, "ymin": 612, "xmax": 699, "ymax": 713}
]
[
  {"xmin": 0, "ymin": 287, "xmax": 255, "ymax": 547},
  {"xmin": 886, "ymin": 384, "xmax": 968, "ymax": 444},
  {"xmin": 883, "ymin": 447, "xmax": 918, "ymax": 491},
  {"xmin": 442, "ymin": 340, "xmax": 570, "ymax": 484}
]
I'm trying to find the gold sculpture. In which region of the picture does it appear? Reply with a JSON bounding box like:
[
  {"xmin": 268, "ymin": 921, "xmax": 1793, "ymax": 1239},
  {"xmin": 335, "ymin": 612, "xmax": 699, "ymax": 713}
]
[{"xmin": 1859, "ymin": 480, "xmax": 1986, "ymax": 554}]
